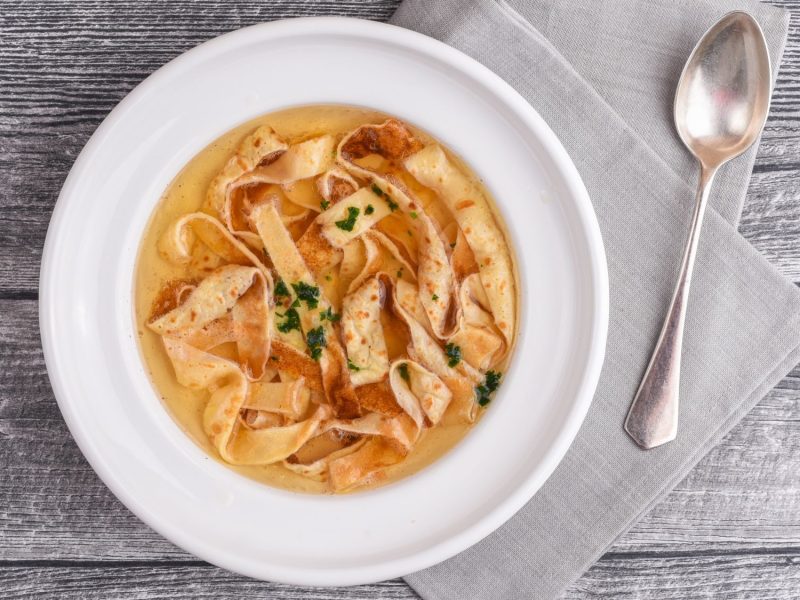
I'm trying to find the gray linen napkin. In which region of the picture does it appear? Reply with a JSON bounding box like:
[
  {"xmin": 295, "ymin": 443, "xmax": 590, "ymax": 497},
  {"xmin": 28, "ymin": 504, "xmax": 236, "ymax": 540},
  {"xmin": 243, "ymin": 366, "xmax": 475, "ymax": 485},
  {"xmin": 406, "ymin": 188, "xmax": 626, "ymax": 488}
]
[{"xmin": 390, "ymin": 1, "xmax": 800, "ymax": 598}]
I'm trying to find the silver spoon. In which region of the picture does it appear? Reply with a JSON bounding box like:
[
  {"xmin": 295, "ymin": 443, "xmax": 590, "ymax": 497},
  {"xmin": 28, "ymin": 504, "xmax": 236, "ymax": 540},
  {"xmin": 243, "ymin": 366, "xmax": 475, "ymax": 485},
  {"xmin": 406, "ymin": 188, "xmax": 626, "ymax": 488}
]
[{"xmin": 624, "ymin": 11, "xmax": 772, "ymax": 450}]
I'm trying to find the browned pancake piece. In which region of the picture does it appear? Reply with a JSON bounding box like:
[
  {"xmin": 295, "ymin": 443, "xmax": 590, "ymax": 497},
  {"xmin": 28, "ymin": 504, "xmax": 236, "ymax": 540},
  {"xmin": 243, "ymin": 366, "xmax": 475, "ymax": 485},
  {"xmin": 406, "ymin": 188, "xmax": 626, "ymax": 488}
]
[
  {"xmin": 355, "ymin": 379, "xmax": 403, "ymax": 417},
  {"xmin": 340, "ymin": 119, "xmax": 423, "ymax": 161}
]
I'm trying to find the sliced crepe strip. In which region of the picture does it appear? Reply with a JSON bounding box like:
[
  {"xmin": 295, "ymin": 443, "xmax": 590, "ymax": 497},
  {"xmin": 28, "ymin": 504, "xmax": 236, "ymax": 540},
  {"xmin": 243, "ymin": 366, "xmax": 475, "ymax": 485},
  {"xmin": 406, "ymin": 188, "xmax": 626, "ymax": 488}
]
[
  {"xmin": 177, "ymin": 314, "xmax": 237, "ymax": 351},
  {"xmin": 295, "ymin": 221, "xmax": 343, "ymax": 276},
  {"xmin": 405, "ymin": 144, "xmax": 515, "ymax": 347},
  {"xmin": 244, "ymin": 377, "xmax": 310, "ymax": 421},
  {"xmin": 149, "ymin": 265, "xmax": 271, "ymax": 380},
  {"xmin": 316, "ymin": 166, "xmax": 359, "ymax": 204},
  {"xmin": 158, "ymin": 212, "xmax": 270, "ymax": 279},
  {"xmin": 148, "ymin": 279, "xmax": 197, "ymax": 322},
  {"xmin": 354, "ymin": 379, "xmax": 404, "ymax": 416},
  {"xmin": 347, "ymin": 230, "xmax": 417, "ymax": 295},
  {"xmin": 295, "ymin": 187, "xmax": 395, "ymax": 278},
  {"xmin": 389, "ymin": 359, "xmax": 452, "ymax": 428},
  {"xmin": 323, "ymin": 411, "xmax": 419, "ymax": 453},
  {"xmin": 270, "ymin": 305, "xmax": 306, "ymax": 354},
  {"xmin": 283, "ymin": 437, "xmax": 368, "ymax": 482},
  {"xmin": 448, "ymin": 273, "xmax": 505, "ymax": 371},
  {"xmin": 228, "ymin": 404, "xmax": 330, "ymax": 466},
  {"xmin": 341, "ymin": 277, "xmax": 389, "ymax": 387},
  {"xmin": 338, "ymin": 120, "xmax": 456, "ymax": 340},
  {"xmin": 251, "ymin": 201, "xmax": 361, "ymax": 418},
  {"xmin": 269, "ymin": 339, "xmax": 324, "ymax": 392},
  {"xmin": 387, "ymin": 277, "xmax": 481, "ymax": 423},
  {"xmin": 205, "ymin": 125, "xmax": 288, "ymax": 235},
  {"xmin": 236, "ymin": 135, "xmax": 336, "ymax": 187},
  {"xmin": 328, "ymin": 437, "xmax": 406, "ymax": 492},
  {"xmin": 445, "ymin": 222, "xmax": 479, "ymax": 281},
  {"xmin": 339, "ymin": 238, "xmax": 367, "ymax": 297},
  {"xmin": 317, "ymin": 187, "xmax": 392, "ymax": 248},
  {"xmin": 162, "ymin": 337, "xmax": 328, "ymax": 466},
  {"xmin": 282, "ymin": 178, "xmax": 325, "ymax": 212}
]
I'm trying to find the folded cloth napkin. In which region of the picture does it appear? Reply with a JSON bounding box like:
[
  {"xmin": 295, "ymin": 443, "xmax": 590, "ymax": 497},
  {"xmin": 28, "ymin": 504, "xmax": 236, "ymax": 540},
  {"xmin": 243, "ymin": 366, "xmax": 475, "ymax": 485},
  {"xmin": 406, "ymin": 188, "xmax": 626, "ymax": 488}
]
[{"xmin": 390, "ymin": 1, "xmax": 800, "ymax": 598}]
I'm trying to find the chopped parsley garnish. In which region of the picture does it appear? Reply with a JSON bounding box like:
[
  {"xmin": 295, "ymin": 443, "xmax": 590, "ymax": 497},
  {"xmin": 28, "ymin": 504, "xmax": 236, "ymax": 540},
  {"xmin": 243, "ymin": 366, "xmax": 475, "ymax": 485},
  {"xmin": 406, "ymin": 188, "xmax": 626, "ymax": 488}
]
[
  {"xmin": 290, "ymin": 297, "xmax": 301, "ymax": 308},
  {"xmin": 372, "ymin": 185, "xmax": 399, "ymax": 211},
  {"xmin": 319, "ymin": 306, "xmax": 341, "ymax": 322},
  {"xmin": 365, "ymin": 204, "xmax": 375, "ymax": 215},
  {"xmin": 325, "ymin": 274, "xmax": 332, "ymax": 282},
  {"xmin": 291, "ymin": 281, "xmax": 320, "ymax": 309},
  {"xmin": 407, "ymin": 229, "xmax": 413, "ymax": 236},
  {"xmin": 385, "ymin": 195, "xmax": 399, "ymax": 212},
  {"xmin": 409, "ymin": 211, "xmax": 418, "ymax": 219},
  {"xmin": 276, "ymin": 308, "xmax": 301, "ymax": 334},
  {"xmin": 306, "ymin": 326, "xmax": 326, "ymax": 361},
  {"xmin": 270, "ymin": 355, "xmax": 279, "ymax": 362},
  {"xmin": 475, "ymin": 370, "xmax": 502, "ymax": 406},
  {"xmin": 450, "ymin": 241, "xmax": 457, "ymax": 249},
  {"xmin": 396, "ymin": 268, "xmax": 403, "ymax": 279},
  {"xmin": 335, "ymin": 206, "xmax": 360, "ymax": 232},
  {"xmin": 274, "ymin": 280, "xmax": 290, "ymax": 298},
  {"xmin": 320, "ymin": 199, "xmax": 330, "ymax": 211},
  {"xmin": 347, "ymin": 359, "xmax": 361, "ymax": 371},
  {"xmin": 398, "ymin": 363, "xmax": 410, "ymax": 382},
  {"xmin": 432, "ymin": 294, "xmax": 439, "ymax": 301},
  {"xmin": 445, "ymin": 343, "xmax": 462, "ymax": 367}
]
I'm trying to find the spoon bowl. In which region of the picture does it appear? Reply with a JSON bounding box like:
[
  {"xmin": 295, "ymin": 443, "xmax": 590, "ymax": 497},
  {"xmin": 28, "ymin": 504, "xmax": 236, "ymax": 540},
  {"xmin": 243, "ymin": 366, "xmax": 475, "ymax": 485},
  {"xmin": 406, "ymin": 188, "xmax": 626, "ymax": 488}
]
[{"xmin": 674, "ymin": 11, "xmax": 772, "ymax": 168}]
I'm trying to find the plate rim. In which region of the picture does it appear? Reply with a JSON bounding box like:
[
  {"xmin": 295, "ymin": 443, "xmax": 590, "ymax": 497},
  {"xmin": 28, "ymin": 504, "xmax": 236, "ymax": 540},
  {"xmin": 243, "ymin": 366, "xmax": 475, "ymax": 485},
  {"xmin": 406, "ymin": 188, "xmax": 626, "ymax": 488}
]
[{"xmin": 39, "ymin": 16, "xmax": 609, "ymax": 586}]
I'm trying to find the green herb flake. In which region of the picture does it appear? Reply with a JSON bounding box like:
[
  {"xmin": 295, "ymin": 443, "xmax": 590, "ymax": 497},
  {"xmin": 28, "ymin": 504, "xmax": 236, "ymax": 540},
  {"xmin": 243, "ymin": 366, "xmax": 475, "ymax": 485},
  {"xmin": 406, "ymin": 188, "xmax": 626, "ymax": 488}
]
[
  {"xmin": 306, "ymin": 326, "xmax": 327, "ymax": 361},
  {"xmin": 334, "ymin": 206, "xmax": 360, "ymax": 232},
  {"xmin": 276, "ymin": 308, "xmax": 301, "ymax": 334},
  {"xmin": 291, "ymin": 281, "xmax": 320, "ymax": 309},
  {"xmin": 450, "ymin": 241, "xmax": 457, "ymax": 249},
  {"xmin": 347, "ymin": 359, "xmax": 361, "ymax": 372},
  {"xmin": 370, "ymin": 183, "xmax": 384, "ymax": 197},
  {"xmin": 290, "ymin": 298, "xmax": 301, "ymax": 308},
  {"xmin": 325, "ymin": 274, "xmax": 332, "ymax": 282},
  {"xmin": 365, "ymin": 204, "xmax": 375, "ymax": 215},
  {"xmin": 274, "ymin": 280, "xmax": 290, "ymax": 297},
  {"xmin": 407, "ymin": 229, "xmax": 413, "ymax": 237},
  {"xmin": 320, "ymin": 199, "xmax": 330, "ymax": 211},
  {"xmin": 445, "ymin": 343, "xmax": 462, "ymax": 368},
  {"xmin": 475, "ymin": 370, "xmax": 502, "ymax": 406},
  {"xmin": 386, "ymin": 196, "xmax": 399, "ymax": 212},
  {"xmin": 319, "ymin": 306, "xmax": 341, "ymax": 323},
  {"xmin": 398, "ymin": 363, "xmax": 410, "ymax": 382},
  {"xmin": 409, "ymin": 211, "xmax": 418, "ymax": 219},
  {"xmin": 397, "ymin": 268, "xmax": 403, "ymax": 279},
  {"xmin": 432, "ymin": 294, "xmax": 439, "ymax": 302},
  {"xmin": 270, "ymin": 355, "xmax": 279, "ymax": 362}
]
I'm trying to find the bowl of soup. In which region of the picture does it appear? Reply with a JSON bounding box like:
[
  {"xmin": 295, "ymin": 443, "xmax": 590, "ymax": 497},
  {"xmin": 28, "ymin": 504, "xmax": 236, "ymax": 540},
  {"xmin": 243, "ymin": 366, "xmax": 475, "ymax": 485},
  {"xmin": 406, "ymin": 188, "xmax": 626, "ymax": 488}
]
[{"xmin": 40, "ymin": 17, "xmax": 607, "ymax": 586}]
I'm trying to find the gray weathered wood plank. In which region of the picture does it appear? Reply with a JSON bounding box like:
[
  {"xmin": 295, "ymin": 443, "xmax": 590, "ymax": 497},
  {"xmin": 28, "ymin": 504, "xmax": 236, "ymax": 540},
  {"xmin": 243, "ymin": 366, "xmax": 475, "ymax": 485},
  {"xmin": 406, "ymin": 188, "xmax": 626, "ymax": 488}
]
[
  {"xmin": 1, "ymin": 553, "xmax": 799, "ymax": 600},
  {"xmin": 0, "ymin": 566, "xmax": 419, "ymax": 600}
]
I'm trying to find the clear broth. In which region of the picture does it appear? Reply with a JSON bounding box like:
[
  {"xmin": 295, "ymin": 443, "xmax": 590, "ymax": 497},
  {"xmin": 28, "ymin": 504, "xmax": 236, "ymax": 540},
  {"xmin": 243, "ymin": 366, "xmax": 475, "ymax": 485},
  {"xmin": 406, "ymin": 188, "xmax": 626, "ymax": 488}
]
[{"xmin": 135, "ymin": 105, "xmax": 516, "ymax": 493}]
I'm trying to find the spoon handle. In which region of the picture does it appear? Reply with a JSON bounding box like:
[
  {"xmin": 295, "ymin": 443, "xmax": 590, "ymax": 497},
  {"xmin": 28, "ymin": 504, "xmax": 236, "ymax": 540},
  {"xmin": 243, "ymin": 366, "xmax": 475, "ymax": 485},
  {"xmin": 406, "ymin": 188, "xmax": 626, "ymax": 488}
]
[{"xmin": 624, "ymin": 165, "xmax": 717, "ymax": 449}]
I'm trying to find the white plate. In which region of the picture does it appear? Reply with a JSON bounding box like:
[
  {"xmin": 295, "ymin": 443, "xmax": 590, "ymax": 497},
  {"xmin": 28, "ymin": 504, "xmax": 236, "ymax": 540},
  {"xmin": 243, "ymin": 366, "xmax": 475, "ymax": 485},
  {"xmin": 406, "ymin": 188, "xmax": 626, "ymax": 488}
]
[{"xmin": 40, "ymin": 17, "xmax": 608, "ymax": 587}]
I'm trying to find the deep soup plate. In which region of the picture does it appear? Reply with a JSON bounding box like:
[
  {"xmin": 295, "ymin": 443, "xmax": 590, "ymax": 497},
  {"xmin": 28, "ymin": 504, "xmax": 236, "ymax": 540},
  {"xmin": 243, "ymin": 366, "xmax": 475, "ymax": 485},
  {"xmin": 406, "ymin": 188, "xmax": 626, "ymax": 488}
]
[{"xmin": 40, "ymin": 17, "xmax": 608, "ymax": 587}]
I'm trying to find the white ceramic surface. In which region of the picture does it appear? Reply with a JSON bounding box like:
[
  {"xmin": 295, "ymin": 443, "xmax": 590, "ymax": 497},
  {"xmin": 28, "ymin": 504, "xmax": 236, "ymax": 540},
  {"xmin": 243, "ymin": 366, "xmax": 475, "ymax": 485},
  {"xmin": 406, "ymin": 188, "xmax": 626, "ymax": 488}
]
[{"xmin": 39, "ymin": 17, "xmax": 608, "ymax": 587}]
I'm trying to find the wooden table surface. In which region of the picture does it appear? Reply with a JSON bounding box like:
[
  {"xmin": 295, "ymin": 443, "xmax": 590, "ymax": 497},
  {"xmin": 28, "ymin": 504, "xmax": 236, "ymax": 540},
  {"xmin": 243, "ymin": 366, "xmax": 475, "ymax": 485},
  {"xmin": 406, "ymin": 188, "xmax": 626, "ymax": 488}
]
[{"xmin": 2, "ymin": 1, "xmax": 799, "ymax": 598}]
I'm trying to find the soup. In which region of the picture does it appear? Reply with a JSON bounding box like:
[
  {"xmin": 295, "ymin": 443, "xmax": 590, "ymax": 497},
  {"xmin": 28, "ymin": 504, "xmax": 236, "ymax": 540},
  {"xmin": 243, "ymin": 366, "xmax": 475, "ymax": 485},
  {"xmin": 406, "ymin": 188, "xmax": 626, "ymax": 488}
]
[{"xmin": 135, "ymin": 105, "xmax": 517, "ymax": 493}]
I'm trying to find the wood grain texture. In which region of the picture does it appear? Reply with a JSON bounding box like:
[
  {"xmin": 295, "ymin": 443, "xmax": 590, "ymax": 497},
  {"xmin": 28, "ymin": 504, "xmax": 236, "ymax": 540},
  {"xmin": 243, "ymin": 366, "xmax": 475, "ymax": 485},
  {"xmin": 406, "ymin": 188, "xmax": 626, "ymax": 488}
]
[{"xmin": 1, "ymin": 0, "xmax": 800, "ymax": 598}]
